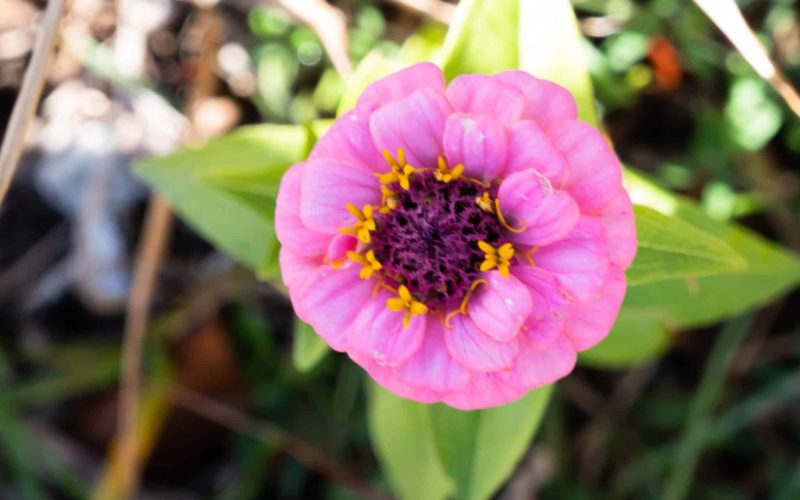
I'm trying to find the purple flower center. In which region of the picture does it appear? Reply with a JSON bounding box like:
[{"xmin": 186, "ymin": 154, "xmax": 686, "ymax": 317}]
[{"xmin": 370, "ymin": 172, "xmax": 507, "ymax": 310}]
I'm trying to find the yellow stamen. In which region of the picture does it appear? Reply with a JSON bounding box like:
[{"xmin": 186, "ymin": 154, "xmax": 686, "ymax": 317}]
[
  {"xmin": 523, "ymin": 246, "xmax": 540, "ymax": 266},
  {"xmin": 479, "ymin": 241, "xmax": 515, "ymax": 278},
  {"xmin": 476, "ymin": 192, "xmax": 495, "ymax": 213},
  {"xmin": 339, "ymin": 203, "xmax": 377, "ymax": 244},
  {"xmin": 494, "ymin": 198, "xmax": 526, "ymax": 233},
  {"xmin": 348, "ymin": 250, "xmax": 382, "ymax": 279},
  {"xmin": 378, "ymin": 148, "xmax": 419, "ymax": 191},
  {"xmin": 433, "ymin": 156, "xmax": 465, "ymax": 183},
  {"xmin": 386, "ymin": 285, "xmax": 428, "ymax": 328},
  {"xmin": 443, "ymin": 279, "xmax": 489, "ymax": 327}
]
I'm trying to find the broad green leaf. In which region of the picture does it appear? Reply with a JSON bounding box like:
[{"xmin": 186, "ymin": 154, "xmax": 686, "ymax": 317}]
[
  {"xmin": 628, "ymin": 205, "xmax": 747, "ymax": 286},
  {"xmin": 135, "ymin": 125, "xmax": 310, "ymax": 273},
  {"xmin": 440, "ymin": 0, "xmax": 518, "ymax": 79},
  {"xmin": 367, "ymin": 384, "xmax": 453, "ymax": 500},
  {"xmin": 428, "ymin": 386, "xmax": 553, "ymax": 500},
  {"xmin": 519, "ymin": 0, "xmax": 598, "ymax": 123},
  {"xmin": 579, "ymin": 310, "xmax": 670, "ymax": 369},
  {"xmin": 291, "ymin": 319, "xmax": 329, "ymax": 372},
  {"xmin": 624, "ymin": 170, "xmax": 800, "ymax": 329}
]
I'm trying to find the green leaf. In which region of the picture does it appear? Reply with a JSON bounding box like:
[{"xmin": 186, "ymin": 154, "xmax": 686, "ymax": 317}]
[
  {"xmin": 440, "ymin": 0, "xmax": 518, "ymax": 80},
  {"xmin": 291, "ymin": 319, "xmax": 330, "ymax": 372},
  {"xmin": 519, "ymin": 0, "xmax": 598, "ymax": 123},
  {"xmin": 135, "ymin": 125, "xmax": 310, "ymax": 273},
  {"xmin": 628, "ymin": 205, "xmax": 747, "ymax": 286},
  {"xmin": 427, "ymin": 386, "xmax": 553, "ymax": 500},
  {"xmin": 623, "ymin": 170, "xmax": 800, "ymax": 330},
  {"xmin": 579, "ymin": 310, "xmax": 670, "ymax": 369},
  {"xmin": 367, "ymin": 384, "xmax": 453, "ymax": 500}
]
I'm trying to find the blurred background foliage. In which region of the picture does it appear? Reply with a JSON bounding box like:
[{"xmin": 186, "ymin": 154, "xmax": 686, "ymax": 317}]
[{"xmin": 0, "ymin": 0, "xmax": 800, "ymax": 499}]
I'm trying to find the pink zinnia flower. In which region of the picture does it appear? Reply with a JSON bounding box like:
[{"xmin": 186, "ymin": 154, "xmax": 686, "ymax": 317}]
[{"xmin": 276, "ymin": 63, "xmax": 636, "ymax": 410}]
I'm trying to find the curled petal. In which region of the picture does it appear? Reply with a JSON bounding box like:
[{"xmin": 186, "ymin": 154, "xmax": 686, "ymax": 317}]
[
  {"xmin": 445, "ymin": 74, "xmax": 525, "ymax": 126},
  {"xmin": 295, "ymin": 266, "xmax": 375, "ymax": 351},
  {"xmin": 468, "ymin": 271, "xmax": 533, "ymax": 342},
  {"xmin": 443, "ymin": 373, "xmax": 528, "ymax": 411},
  {"xmin": 310, "ymin": 108, "xmax": 384, "ymax": 171},
  {"xmin": 358, "ymin": 62, "xmax": 446, "ymax": 111},
  {"xmin": 395, "ymin": 321, "xmax": 471, "ymax": 394},
  {"xmin": 592, "ymin": 191, "xmax": 637, "ymax": 269},
  {"xmin": 505, "ymin": 120, "xmax": 569, "ymax": 186},
  {"xmin": 546, "ymin": 120, "xmax": 623, "ymax": 213},
  {"xmin": 443, "ymin": 113, "xmax": 508, "ymax": 180},
  {"xmin": 279, "ymin": 248, "xmax": 319, "ymax": 292},
  {"xmin": 533, "ymin": 218, "xmax": 610, "ymax": 301},
  {"xmin": 565, "ymin": 265, "xmax": 627, "ymax": 351},
  {"xmin": 369, "ymin": 88, "xmax": 452, "ymax": 169},
  {"xmin": 300, "ymin": 157, "xmax": 381, "ymax": 234},
  {"xmin": 512, "ymin": 266, "xmax": 568, "ymax": 322},
  {"xmin": 496, "ymin": 71, "xmax": 578, "ymax": 128},
  {"xmin": 498, "ymin": 169, "xmax": 580, "ymax": 248},
  {"xmin": 445, "ymin": 315, "xmax": 518, "ymax": 372},
  {"xmin": 275, "ymin": 163, "xmax": 330, "ymax": 256},
  {"xmin": 499, "ymin": 329, "xmax": 577, "ymax": 390},
  {"xmin": 347, "ymin": 290, "xmax": 427, "ymax": 367}
]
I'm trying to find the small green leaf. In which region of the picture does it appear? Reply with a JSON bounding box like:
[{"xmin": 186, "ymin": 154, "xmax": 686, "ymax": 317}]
[
  {"xmin": 440, "ymin": 0, "xmax": 519, "ymax": 80},
  {"xmin": 428, "ymin": 386, "xmax": 553, "ymax": 500},
  {"xmin": 579, "ymin": 310, "xmax": 670, "ymax": 369},
  {"xmin": 628, "ymin": 205, "xmax": 747, "ymax": 286},
  {"xmin": 135, "ymin": 125, "xmax": 310, "ymax": 273},
  {"xmin": 291, "ymin": 319, "xmax": 330, "ymax": 372},
  {"xmin": 367, "ymin": 384, "xmax": 453, "ymax": 500}
]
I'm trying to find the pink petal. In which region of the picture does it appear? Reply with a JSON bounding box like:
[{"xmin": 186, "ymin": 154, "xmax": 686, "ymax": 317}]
[
  {"xmin": 310, "ymin": 108, "xmax": 384, "ymax": 171},
  {"xmin": 349, "ymin": 350, "xmax": 442, "ymax": 403},
  {"xmin": 300, "ymin": 157, "xmax": 381, "ymax": 234},
  {"xmin": 294, "ymin": 265, "xmax": 375, "ymax": 351},
  {"xmin": 357, "ymin": 62, "xmax": 446, "ymax": 111},
  {"xmin": 444, "ymin": 315, "xmax": 518, "ymax": 372},
  {"xmin": 565, "ymin": 265, "xmax": 627, "ymax": 350},
  {"xmin": 533, "ymin": 218, "xmax": 610, "ymax": 301},
  {"xmin": 546, "ymin": 120, "xmax": 623, "ymax": 213},
  {"xmin": 498, "ymin": 169, "xmax": 580, "ymax": 247},
  {"xmin": 505, "ymin": 120, "xmax": 569, "ymax": 187},
  {"xmin": 325, "ymin": 234, "xmax": 358, "ymax": 265},
  {"xmin": 347, "ymin": 290, "xmax": 426, "ymax": 367},
  {"xmin": 496, "ymin": 71, "xmax": 578, "ymax": 128},
  {"xmin": 369, "ymin": 88, "xmax": 452, "ymax": 168},
  {"xmin": 468, "ymin": 271, "xmax": 533, "ymax": 342},
  {"xmin": 592, "ymin": 191, "xmax": 637, "ymax": 269},
  {"xmin": 395, "ymin": 322, "xmax": 471, "ymax": 393},
  {"xmin": 445, "ymin": 74, "xmax": 525, "ymax": 126},
  {"xmin": 275, "ymin": 163, "xmax": 331, "ymax": 256},
  {"xmin": 500, "ymin": 331, "xmax": 577, "ymax": 390},
  {"xmin": 512, "ymin": 266, "xmax": 568, "ymax": 323},
  {"xmin": 443, "ymin": 113, "xmax": 508, "ymax": 180},
  {"xmin": 443, "ymin": 373, "xmax": 528, "ymax": 411},
  {"xmin": 279, "ymin": 248, "xmax": 319, "ymax": 291}
]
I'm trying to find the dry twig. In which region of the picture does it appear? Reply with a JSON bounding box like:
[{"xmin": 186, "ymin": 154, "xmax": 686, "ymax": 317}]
[
  {"xmin": 694, "ymin": 0, "xmax": 800, "ymax": 118},
  {"xmin": 0, "ymin": 0, "xmax": 65, "ymax": 207}
]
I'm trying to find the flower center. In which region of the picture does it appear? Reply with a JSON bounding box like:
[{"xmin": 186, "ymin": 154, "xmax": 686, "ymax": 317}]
[{"xmin": 370, "ymin": 172, "xmax": 507, "ymax": 310}]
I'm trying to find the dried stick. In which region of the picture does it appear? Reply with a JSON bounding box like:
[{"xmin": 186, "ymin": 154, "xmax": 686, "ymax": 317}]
[
  {"xmin": 0, "ymin": 0, "xmax": 65, "ymax": 207},
  {"xmin": 114, "ymin": 194, "xmax": 174, "ymax": 499},
  {"xmin": 169, "ymin": 385, "xmax": 391, "ymax": 500},
  {"xmin": 694, "ymin": 0, "xmax": 800, "ymax": 118}
]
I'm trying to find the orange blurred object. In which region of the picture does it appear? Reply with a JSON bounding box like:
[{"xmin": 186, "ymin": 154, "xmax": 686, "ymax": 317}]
[{"xmin": 648, "ymin": 35, "xmax": 683, "ymax": 91}]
